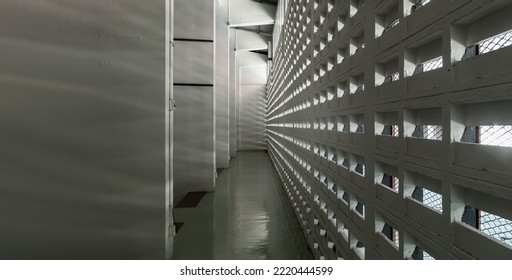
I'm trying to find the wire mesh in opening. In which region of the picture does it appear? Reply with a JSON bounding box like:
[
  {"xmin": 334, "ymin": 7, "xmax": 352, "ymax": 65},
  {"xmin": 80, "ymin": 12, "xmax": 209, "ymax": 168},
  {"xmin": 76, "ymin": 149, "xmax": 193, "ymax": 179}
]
[
  {"xmin": 478, "ymin": 29, "xmax": 512, "ymax": 55},
  {"xmin": 381, "ymin": 174, "xmax": 399, "ymax": 192},
  {"xmin": 423, "ymin": 56, "xmax": 443, "ymax": 72},
  {"xmin": 412, "ymin": 125, "xmax": 442, "ymax": 140},
  {"xmin": 382, "ymin": 18, "xmax": 399, "ymax": 35},
  {"xmin": 461, "ymin": 206, "xmax": 512, "ymax": 247},
  {"xmin": 411, "ymin": 186, "xmax": 443, "ymax": 213},
  {"xmin": 412, "ymin": 246, "xmax": 435, "ymax": 260},
  {"xmin": 461, "ymin": 125, "xmax": 512, "ymax": 147},
  {"xmin": 480, "ymin": 125, "xmax": 512, "ymax": 147},
  {"xmin": 480, "ymin": 210, "xmax": 512, "ymax": 247},
  {"xmin": 411, "ymin": 0, "xmax": 431, "ymax": 13},
  {"xmin": 382, "ymin": 223, "xmax": 400, "ymax": 248},
  {"xmin": 382, "ymin": 125, "xmax": 400, "ymax": 137},
  {"xmin": 381, "ymin": 72, "xmax": 399, "ymax": 85}
]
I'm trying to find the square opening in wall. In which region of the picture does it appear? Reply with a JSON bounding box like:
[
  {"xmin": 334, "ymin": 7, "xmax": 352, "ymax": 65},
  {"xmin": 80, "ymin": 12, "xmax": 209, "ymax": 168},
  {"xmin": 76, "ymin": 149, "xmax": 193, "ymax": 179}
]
[
  {"xmin": 376, "ymin": 162, "xmax": 400, "ymax": 193},
  {"xmin": 452, "ymin": 184, "xmax": 512, "ymax": 251},
  {"xmin": 350, "ymin": 0, "xmax": 366, "ymax": 17},
  {"xmin": 455, "ymin": 100, "xmax": 512, "ymax": 148},
  {"xmin": 404, "ymin": 107, "xmax": 443, "ymax": 140},
  {"xmin": 338, "ymin": 221, "xmax": 349, "ymax": 241},
  {"xmin": 350, "ymin": 72, "xmax": 365, "ymax": 94},
  {"xmin": 350, "ymin": 114, "xmax": 365, "ymax": 134},
  {"xmin": 411, "ymin": 245, "xmax": 435, "ymax": 260},
  {"xmin": 376, "ymin": 0, "xmax": 400, "ymax": 37},
  {"xmin": 337, "ymin": 183, "xmax": 350, "ymax": 204},
  {"xmin": 405, "ymin": 34, "xmax": 443, "ymax": 76},
  {"xmin": 337, "ymin": 115, "xmax": 349, "ymax": 132},
  {"xmin": 351, "ymin": 238, "xmax": 365, "ymax": 259},
  {"xmin": 376, "ymin": 111, "xmax": 400, "ymax": 137},
  {"xmin": 376, "ymin": 54, "xmax": 400, "ymax": 86},
  {"xmin": 404, "ymin": 171, "xmax": 443, "ymax": 213},
  {"xmin": 460, "ymin": 206, "xmax": 512, "ymax": 248},
  {"xmin": 405, "ymin": 0, "xmax": 431, "ymax": 15},
  {"xmin": 337, "ymin": 150, "xmax": 350, "ymax": 169},
  {"xmin": 380, "ymin": 222, "xmax": 400, "ymax": 248},
  {"xmin": 351, "ymin": 29, "xmax": 365, "ymax": 55},
  {"xmin": 337, "ymin": 45, "xmax": 349, "ymax": 64},
  {"xmin": 452, "ymin": 4, "xmax": 512, "ymax": 61},
  {"xmin": 337, "ymin": 80, "xmax": 349, "ymax": 97},
  {"xmin": 352, "ymin": 196, "xmax": 365, "ymax": 219}
]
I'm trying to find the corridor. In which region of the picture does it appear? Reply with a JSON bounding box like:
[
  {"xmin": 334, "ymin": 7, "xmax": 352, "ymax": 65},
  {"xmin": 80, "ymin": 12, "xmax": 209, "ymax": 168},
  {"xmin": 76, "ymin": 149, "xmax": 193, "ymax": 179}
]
[{"xmin": 173, "ymin": 151, "xmax": 313, "ymax": 260}]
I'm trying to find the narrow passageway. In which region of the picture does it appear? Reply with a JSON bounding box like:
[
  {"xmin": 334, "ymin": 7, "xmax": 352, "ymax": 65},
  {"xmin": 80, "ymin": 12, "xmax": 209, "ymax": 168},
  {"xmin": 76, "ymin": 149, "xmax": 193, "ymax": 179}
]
[{"xmin": 173, "ymin": 151, "xmax": 313, "ymax": 260}]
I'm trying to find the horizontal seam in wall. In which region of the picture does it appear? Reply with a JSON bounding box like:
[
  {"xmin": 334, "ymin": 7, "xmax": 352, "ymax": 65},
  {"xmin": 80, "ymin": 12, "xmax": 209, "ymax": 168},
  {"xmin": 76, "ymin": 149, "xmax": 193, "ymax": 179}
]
[
  {"xmin": 174, "ymin": 83, "xmax": 214, "ymax": 87},
  {"xmin": 173, "ymin": 38, "xmax": 214, "ymax": 43}
]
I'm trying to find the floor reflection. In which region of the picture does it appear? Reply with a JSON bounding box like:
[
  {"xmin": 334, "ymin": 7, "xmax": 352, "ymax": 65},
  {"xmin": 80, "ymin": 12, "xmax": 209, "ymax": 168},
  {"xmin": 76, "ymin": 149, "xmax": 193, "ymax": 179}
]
[{"xmin": 173, "ymin": 151, "xmax": 312, "ymax": 260}]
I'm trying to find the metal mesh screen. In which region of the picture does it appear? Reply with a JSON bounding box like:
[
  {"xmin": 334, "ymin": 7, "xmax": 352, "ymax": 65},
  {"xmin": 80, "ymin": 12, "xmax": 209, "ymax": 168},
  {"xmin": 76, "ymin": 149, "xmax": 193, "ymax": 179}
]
[
  {"xmin": 382, "ymin": 125, "xmax": 399, "ymax": 137},
  {"xmin": 422, "ymin": 56, "xmax": 443, "ymax": 72},
  {"xmin": 478, "ymin": 30, "xmax": 512, "ymax": 55},
  {"xmin": 424, "ymin": 125, "xmax": 443, "ymax": 140},
  {"xmin": 480, "ymin": 211, "xmax": 512, "ymax": 247},
  {"xmin": 383, "ymin": 19, "xmax": 399, "ymax": 34},
  {"xmin": 412, "ymin": 186, "xmax": 443, "ymax": 213},
  {"xmin": 411, "ymin": 0, "xmax": 431, "ymax": 13},
  {"xmin": 480, "ymin": 125, "xmax": 512, "ymax": 147},
  {"xmin": 423, "ymin": 188, "xmax": 443, "ymax": 213}
]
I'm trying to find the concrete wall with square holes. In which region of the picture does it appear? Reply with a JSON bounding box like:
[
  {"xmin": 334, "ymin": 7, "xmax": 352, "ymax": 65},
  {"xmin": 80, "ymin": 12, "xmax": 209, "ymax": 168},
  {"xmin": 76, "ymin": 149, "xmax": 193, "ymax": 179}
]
[{"xmin": 267, "ymin": 0, "xmax": 512, "ymax": 260}]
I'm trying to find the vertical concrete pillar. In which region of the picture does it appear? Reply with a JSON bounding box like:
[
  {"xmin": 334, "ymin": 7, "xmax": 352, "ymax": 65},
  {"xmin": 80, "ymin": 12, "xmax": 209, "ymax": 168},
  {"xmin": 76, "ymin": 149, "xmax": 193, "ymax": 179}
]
[{"xmin": 215, "ymin": 0, "xmax": 230, "ymax": 168}]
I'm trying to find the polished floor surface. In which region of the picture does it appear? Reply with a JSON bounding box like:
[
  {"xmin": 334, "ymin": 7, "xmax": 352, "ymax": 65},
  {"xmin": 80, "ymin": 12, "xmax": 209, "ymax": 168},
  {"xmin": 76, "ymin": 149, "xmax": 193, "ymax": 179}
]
[{"xmin": 173, "ymin": 151, "xmax": 313, "ymax": 260}]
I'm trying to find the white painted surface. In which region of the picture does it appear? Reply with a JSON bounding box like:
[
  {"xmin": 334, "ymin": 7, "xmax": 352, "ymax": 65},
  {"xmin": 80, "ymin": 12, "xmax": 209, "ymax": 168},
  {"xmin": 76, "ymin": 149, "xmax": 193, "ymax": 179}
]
[
  {"xmin": 174, "ymin": 0, "xmax": 215, "ymax": 40},
  {"xmin": 237, "ymin": 52, "xmax": 268, "ymax": 151},
  {"xmin": 236, "ymin": 29, "xmax": 269, "ymax": 51},
  {"xmin": 0, "ymin": 0, "xmax": 168, "ymax": 259},
  {"xmin": 239, "ymin": 84, "xmax": 267, "ymax": 150},
  {"xmin": 229, "ymin": 0, "xmax": 276, "ymax": 26},
  {"xmin": 268, "ymin": 0, "xmax": 512, "ymax": 259},
  {"xmin": 173, "ymin": 0, "xmax": 215, "ymax": 204},
  {"xmin": 173, "ymin": 86, "xmax": 216, "ymax": 202},
  {"xmin": 173, "ymin": 41, "xmax": 214, "ymax": 84}
]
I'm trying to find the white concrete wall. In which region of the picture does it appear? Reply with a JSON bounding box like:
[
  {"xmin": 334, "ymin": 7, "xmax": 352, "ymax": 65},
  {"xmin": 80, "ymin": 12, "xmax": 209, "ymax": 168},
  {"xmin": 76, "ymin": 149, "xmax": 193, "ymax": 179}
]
[
  {"xmin": 173, "ymin": 0, "xmax": 216, "ymax": 204},
  {"xmin": 236, "ymin": 29, "xmax": 269, "ymax": 51},
  {"xmin": 236, "ymin": 52, "xmax": 268, "ymax": 151},
  {"xmin": 0, "ymin": 0, "xmax": 169, "ymax": 259},
  {"xmin": 229, "ymin": 0, "xmax": 276, "ymax": 26},
  {"xmin": 267, "ymin": 0, "xmax": 512, "ymax": 260}
]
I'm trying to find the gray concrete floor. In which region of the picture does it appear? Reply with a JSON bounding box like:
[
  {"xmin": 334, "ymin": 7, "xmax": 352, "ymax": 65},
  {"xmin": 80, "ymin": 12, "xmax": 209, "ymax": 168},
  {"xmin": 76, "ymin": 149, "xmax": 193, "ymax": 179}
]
[{"xmin": 173, "ymin": 151, "xmax": 313, "ymax": 260}]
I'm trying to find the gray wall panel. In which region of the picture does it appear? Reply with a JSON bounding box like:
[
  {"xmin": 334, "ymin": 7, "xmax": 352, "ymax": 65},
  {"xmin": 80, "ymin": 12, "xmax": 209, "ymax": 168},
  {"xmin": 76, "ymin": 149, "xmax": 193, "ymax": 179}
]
[
  {"xmin": 173, "ymin": 86, "xmax": 215, "ymax": 202},
  {"xmin": 0, "ymin": 0, "xmax": 168, "ymax": 259},
  {"xmin": 173, "ymin": 0, "xmax": 215, "ymax": 205},
  {"xmin": 174, "ymin": 41, "xmax": 214, "ymax": 85},
  {"xmin": 174, "ymin": 0, "xmax": 214, "ymax": 40},
  {"xmin": 239, "ymin": 84, "xmax": 267, "ymax": 150}
]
